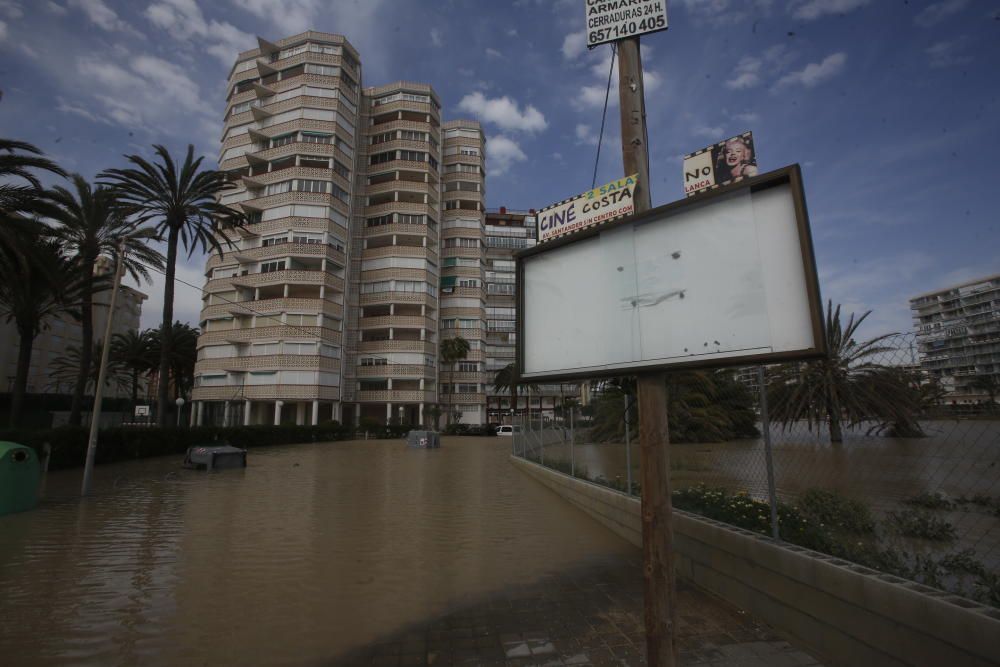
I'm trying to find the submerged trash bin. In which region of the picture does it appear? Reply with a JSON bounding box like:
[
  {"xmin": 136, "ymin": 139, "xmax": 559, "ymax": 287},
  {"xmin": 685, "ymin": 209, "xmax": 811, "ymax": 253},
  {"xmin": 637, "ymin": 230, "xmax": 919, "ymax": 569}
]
[
  {"xmin": 182, "ymin": 444, "xmax": 247, "ymax": 471},
  {"xmin": 0, "ymin": 442, "xmax": 41, "ymax": 516},
  {"xmin": 406, "ymin": 430, "xmax": 440, "ymax": 449}
]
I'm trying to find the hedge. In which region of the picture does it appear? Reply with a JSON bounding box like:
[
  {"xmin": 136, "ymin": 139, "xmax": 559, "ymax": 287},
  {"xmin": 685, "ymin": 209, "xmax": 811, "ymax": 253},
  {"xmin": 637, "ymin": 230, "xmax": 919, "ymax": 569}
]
[{"xmin": 0, "ymin": 423, "xmax": 353, "ymax": 470}]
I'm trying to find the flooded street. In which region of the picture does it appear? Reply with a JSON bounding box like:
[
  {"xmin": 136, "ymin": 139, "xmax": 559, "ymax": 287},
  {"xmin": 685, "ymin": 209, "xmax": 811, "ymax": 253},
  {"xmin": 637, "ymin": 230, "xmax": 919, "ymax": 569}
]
[{"xmin": 0, "ymin": 438, "xmax": 635, "ymax": 666}]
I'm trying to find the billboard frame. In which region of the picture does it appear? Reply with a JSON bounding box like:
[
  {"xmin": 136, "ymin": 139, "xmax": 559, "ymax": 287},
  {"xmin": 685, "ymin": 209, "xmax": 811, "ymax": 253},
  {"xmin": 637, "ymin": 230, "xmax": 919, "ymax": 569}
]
[{"xmin": 515, "ymin": 164, "xmax": 826, "ymax": 383}]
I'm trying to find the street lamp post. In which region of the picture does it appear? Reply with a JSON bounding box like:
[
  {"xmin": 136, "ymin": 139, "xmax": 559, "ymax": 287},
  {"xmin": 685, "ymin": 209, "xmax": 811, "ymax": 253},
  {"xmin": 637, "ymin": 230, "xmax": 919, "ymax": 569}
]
[{"xmin": 175, "ymin": 397, "xmax": 185, "ymax": 427}]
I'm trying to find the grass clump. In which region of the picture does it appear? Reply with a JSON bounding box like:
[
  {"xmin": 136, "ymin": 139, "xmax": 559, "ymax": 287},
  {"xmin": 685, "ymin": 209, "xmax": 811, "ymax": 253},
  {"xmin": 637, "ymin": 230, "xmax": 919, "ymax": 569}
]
[{"xmin": 887, "ymin": 508, "xmax": 957, "ymax": 541}]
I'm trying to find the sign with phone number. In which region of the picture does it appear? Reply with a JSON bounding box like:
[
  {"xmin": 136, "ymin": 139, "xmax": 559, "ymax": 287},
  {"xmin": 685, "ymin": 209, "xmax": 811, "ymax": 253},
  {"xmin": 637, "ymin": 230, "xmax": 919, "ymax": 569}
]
[{"xmin": 586, "ymin": 0, "xmax": 668, "ymax": 48}]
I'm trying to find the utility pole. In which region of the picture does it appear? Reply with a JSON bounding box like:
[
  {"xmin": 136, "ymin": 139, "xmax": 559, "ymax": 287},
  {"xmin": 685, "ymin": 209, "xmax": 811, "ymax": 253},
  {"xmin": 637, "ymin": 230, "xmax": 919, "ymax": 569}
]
[
  {"xmin": 617, "ymin": 36, "xmax": 678, "ymax": 666},
  {"xmin": 81, "ymin": 241, "xmax": 126, "ymax": 496}
]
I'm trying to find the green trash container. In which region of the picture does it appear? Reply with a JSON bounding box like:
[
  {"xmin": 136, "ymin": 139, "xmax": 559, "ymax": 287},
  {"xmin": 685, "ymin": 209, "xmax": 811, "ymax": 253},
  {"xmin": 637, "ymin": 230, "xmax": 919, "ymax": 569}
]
[{"xmin": 0, "ymin": 442, "xmax": 41, "ymax": 516}]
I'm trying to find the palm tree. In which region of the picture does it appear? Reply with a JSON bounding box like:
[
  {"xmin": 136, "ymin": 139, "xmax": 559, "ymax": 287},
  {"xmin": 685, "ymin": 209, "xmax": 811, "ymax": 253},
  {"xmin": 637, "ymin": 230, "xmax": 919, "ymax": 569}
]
[
  {"xmin": 147, "ymin": 321, "xmax": 200, "ymax": 404},
  {"xmin": 100, "ymin": 145, "xmax": 243, "ymax": 425},
  {"xmin": 50, "ymin": 342, "xmax": 130, "ymax": 397},
  {"xmin": 111, "ymin": 329, "xmax": 156, "ymax": 409},
  {"xmin": 439, "ymin": 336, "xmax": 471, "ymax": 427},
  {"xmin": 767, "ymin": 302, "xmax": 920, "ymax": 443},
  {"xmin": 45, "ymin": 175, "xmax": 164, "ymax": 426},
  {"xmin": 492, "ymin": 363, "xmax": 519, "ymax": 423},
  {"xmin": 0, "ymin": 240, "xmax": 78, "ymax": 426},
  {"xmin": 0, "ymin": 138, "xmax": 66, "ymax": 286}
]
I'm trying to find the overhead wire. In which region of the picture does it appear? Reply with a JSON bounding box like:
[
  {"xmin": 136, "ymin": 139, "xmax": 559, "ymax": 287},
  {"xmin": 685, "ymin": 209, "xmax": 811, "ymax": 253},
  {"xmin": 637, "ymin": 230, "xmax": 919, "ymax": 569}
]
[{"xmin": 592, "ymin": 43, "xmax": 617, "ymax": 190}]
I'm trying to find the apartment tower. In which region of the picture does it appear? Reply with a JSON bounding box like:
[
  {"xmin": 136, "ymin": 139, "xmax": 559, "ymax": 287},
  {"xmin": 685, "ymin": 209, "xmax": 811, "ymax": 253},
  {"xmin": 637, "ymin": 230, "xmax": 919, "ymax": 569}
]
[
  {"xmin": 910, "ymin": 273, "xmax": 1000, "ymax": 405},
  {"xmin": 191, "ymin": 32, "xmax": 489, "ymax": 427}
]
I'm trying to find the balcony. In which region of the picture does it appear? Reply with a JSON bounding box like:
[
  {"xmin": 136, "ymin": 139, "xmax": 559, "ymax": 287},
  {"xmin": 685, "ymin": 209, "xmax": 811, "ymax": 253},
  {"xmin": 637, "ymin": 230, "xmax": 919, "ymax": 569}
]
[
  {"xmin": 198, "ymin": 325, "xmax": 342, "ymax": 346},
  {"xmin": 357, "ymin": 339, "xmax": 436, "ymax": 355},
  {"xmin": 242, "ymin": 190, "xmax": 349, "ymax": 216},
  {"xmin": 200, "ymin": 297, "xmax": 343, "ymax": 321},
  {"xmin": 196, "ymin": 355, "xmax": 341, "ymax": 373},
  {"xmin": 193, "ymin": 384, "xmax": 341, "ymax": 401},
  {"xmin": 356, "ymin": 389, "xmax": 437, "ymax": 403},
  {"xmin": 361, "ymin": 245, "xmax": 437, "ymax": 262},
  {"xmin": 360, "ymin": 291, "xmax": 438, "ymax": 308},
  {"xmin": 206, "ymin": 242, "xmax": 346, "ymax": 270},
  {"xmin": 229, "ymin": 269, "xmax": 345, "ymax": 292},
  {"xmin": 359, "ymin": 315, "xmax": 436, "ymax": 329},
  {"xmin": 364, "ymin": 222, "xmax": 436, "ymax": 240},
  {"xmin": 355, "ymin": 364, "xmax": 436, "ymax": 379}
]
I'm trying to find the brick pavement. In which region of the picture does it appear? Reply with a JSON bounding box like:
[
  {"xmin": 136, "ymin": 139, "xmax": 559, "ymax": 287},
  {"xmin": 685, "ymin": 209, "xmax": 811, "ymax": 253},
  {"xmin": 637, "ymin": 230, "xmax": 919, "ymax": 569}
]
[{"xmin": 332, "ymin": 555, "xmax": 823, "ymax": 666}]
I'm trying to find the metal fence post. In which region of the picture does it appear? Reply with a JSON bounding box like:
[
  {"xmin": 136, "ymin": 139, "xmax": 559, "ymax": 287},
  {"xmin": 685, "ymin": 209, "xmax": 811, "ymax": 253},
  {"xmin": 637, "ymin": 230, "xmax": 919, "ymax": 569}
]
[
  {"xmin": 570, "ymin": 405, "xmax": 575, "ymax": 477},
  {"xmin": 757, "ymin": 366, "xmax": 780, "ymax": 541},
  {"xmin": 625, "ymin": 394, "xmax": 633, "ymax": 496}
]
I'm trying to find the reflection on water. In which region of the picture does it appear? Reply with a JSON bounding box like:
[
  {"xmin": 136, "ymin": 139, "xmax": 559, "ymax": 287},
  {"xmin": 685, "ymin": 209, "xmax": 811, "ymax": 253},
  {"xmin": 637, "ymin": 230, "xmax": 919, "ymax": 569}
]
[{"xmin": 0, "ymin": 438, "xmax": 634, "ymax": 666}]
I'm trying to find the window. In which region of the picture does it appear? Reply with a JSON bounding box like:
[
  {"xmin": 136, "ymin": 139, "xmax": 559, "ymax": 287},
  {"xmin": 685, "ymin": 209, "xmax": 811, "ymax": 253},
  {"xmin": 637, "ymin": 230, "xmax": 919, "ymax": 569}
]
[
  {"xmin": 428, "ymin": 156, "xmax": 438, "ymax": 170},
  {"xmin": 400, "ymin": 130, "xmax": 426, "ymax": 141},
  {"xmin": 455, "ymin": 384, "xmax": 480, "ymax": 394},
  {"xmin": 371, "ymin": 131, "xmax": 394, "ymax": 145},
  {"xmin": 284, "ymin": 342, "xmax": 317, "ymax": 355},
  {"xmin": 370, "ymin": 151, "xmax": 394, "ymax": 165},
  {"xmin": 251, "ymin": 342, "xmax": 281, "ymax": 356},
  {"xmin": 285, "ymin": 313, "xmax": 318, "ymax": 327},
  {"xmin": 230, "ymin": 101, "xmax": 252, "ymax": 116},
  {"xmin": 271, "ymin": 133, "xmax": 295, "ymax": 148},
  {"xmin": 201, "ymin": 345, "xmax": 235, "ymax": 359},
  {"xmin": 278, "ymin": 44, "xmax": 308, "ymax": 59},
  {"xmin": 341, "ymin": 51, "xmax": 358, "ymax": 71},
  {"xmin": 265, "ymin": 181, "xmax": 292, "ymax": 195},
  {"xmin": 198, "ymin": 374, "xmax": 228, "ymax": 387},
  {"xmin": 360, "ymin": 280, "xmax": 392, "ymax": 294},
  {"xmin": 320, "ymin": 344, "xmax": 340, "ymax": 358},
  {"xmin": 399, "ymin": 214, "xmax": 424, "ymax": 225},
  {"xmin": 301, "ymin": 132, "xmax": 333, "ymax": 144},
  {"xmin": 360, "ymin": 357, "xmax": 387, "ymax": 366},
  {"xmin": 308, "ymin": 43, "xmax": 340, "ymax": 55},
  {"xmin": 458, "ymin": 362, "xmax": 479, "ymax": 372},
  {"xmin": 304, "ymin": 63, "xmax": 339, "ymax": 77},
  {"xmin": 260, "ymin": 260, "xmax": 285, "ymax": 273},
  {"xmin": 487, "ymin": 283, "xmax": 515, "ymax": 295},
  {"xmin": 399, "ymin": 150, "xmax": 424, "ymax": 162},
  {"xmin": 332, "ymin": 159, "xmax": 350, "ymax": 179},
  {"xmin": 458, "ymin": 279, "xmax": 479, "ymax": 288},
  {"xmin": 367, "ymin": 214, "xmax": 393, "ymax": 227},
  {"xmin": 296, "ymin": 179, "xmax": 328, "ymax": 194},
  {"xmin": 247, "ymin": 371, "xmax": 278, "ymax": 385},
  {"xmin": 292, "ymin": 232, "xmax": 323, "ymax": 244},
  {"xmin": 261, "ymin": 234, "xmax": 286, "ymax": 247},
  {"xmin": 330, "ymin": 182, "xmax": 349, "ymax": 203},
  {"xmin": 444, "ymin": 238, "xmax": 479, "ymax": 248}
]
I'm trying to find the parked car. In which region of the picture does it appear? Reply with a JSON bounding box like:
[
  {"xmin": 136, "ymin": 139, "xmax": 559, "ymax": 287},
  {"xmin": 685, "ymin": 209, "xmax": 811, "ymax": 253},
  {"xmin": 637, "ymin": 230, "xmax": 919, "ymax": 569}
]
[{"xmin": 495, "ymin": 425, "xmax": 522, "ymax": 437}]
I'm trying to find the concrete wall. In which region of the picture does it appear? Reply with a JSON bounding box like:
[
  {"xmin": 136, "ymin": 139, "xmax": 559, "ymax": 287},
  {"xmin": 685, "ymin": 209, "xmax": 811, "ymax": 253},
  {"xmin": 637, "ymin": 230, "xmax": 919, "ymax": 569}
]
[{"xmin": 510, "ymin": 456, "xmax": 1000, "ymax": 667}]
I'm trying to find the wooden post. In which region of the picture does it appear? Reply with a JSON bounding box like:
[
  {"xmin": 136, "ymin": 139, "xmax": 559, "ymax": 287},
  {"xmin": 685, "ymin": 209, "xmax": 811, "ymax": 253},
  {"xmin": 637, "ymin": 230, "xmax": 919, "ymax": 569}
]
[{"xmin": 618, "ymin": 36, "xmax": 678, "ymax": 666}]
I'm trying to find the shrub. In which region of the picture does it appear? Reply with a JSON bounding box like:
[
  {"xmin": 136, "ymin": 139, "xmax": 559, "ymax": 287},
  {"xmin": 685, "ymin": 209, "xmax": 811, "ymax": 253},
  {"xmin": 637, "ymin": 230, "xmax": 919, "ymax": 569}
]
[
  {"xmin": 0, "ymin": 422, "xmax": 352, "ymax": 470},
  {"xmin": 887, "ymin": 508, "xmax": 957, "ymax": 541},
  {"xmin": 904, "ymin": 491, "xmax": 954, "ymax": 510},
  {"xmin": 798, "ymin": 489, "xmax": 876, "ymax": 535}
]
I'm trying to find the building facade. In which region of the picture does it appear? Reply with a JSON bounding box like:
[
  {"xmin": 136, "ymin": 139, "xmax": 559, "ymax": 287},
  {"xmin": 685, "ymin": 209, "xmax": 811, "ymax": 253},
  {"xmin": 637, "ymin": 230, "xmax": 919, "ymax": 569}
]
[
  {"xmin": 910, "ymin": 273, "xmax": 1000, "ymax": 405},
  {"xmin": 1, "ymin": 259, "xmax": 146, "ymax": 399},
  {"xmin": 483, "ymin": 208, "xmax": 578, "ymax": 423},
  {"xmin": 192, "ymin": 32, "xmax": 493, "ymax": 427}
]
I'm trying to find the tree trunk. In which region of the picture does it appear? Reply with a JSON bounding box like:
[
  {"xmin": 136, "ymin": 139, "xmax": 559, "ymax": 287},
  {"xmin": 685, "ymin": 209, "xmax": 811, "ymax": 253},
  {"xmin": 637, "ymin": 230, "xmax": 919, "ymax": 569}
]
[
  {"xmin": 9, "ymin": 322, "xmax": 35, "ymax": 428},
  {"xmin": 131, "ymin": 368, "xmax": 139, "ymax": 410},
  {"xmin": 511, "ymin": 384, "xmax": 517, "ymax": 424},
  {"xmin": 157, "ymin": 227, "xmax": 178, "ymax": 426},
  {"xmin": 828, "ymin": 401, "xmax": 843, "ymax": 443},
  {"xmin": 68, "ymin": 271, "xmax": 95, "ymax": 426}
]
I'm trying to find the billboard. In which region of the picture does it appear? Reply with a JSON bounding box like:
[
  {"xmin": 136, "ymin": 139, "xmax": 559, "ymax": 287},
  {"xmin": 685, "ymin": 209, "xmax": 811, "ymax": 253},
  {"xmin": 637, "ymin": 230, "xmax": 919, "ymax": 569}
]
[
  {"xmin": 683, "ymin": 131, "xmax": 757, "ymax": 197},
  {"xmin": 538, "ymin": 174, "xmax": 637, "ymax": 243},
  {"xmin": 517, "ymin": 166, "xmax": 825, "ymax": 382},
  {"xmin": 586, "ymin": 0, "xmax": 668, "ymax": 48}
]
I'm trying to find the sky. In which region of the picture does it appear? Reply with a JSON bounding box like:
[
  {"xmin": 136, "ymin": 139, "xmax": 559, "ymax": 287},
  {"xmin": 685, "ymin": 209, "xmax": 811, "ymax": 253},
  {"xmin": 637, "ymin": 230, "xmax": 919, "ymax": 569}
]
[{"xmin": 0, "ymin": 0, "xmax": 998, "ymax": 339}]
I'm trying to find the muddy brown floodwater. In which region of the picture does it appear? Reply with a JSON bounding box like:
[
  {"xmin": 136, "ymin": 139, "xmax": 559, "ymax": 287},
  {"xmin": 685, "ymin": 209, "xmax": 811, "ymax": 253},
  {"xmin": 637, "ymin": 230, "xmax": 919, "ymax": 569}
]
[{"xmin": 0, "ymin": 438, "xmax": 635, "ymax": 666}]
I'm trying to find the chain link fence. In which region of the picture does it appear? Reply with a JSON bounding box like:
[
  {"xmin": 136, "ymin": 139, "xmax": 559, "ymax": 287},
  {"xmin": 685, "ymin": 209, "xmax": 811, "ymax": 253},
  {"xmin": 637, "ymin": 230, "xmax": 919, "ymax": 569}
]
[{"xmin": 512, "ymin": 332, "xmax": 1000, "ymax": 608}]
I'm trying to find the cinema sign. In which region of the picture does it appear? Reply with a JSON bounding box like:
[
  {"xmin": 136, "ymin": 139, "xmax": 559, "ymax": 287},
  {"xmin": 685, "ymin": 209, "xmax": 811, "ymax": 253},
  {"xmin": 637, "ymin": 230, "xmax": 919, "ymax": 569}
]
[{"xmin": 538, "ymin": 174, "xmax": 637, "ymax": 243}]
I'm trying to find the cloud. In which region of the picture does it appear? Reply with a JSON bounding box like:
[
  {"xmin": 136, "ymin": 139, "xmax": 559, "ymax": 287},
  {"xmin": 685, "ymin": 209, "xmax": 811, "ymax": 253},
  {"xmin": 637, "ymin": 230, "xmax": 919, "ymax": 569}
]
[
  {"xmin": 67, "ymin": 0, "xmax": 140, "ymax": 35},
  {"xmin": 725, "ymin": 44, "xmax": 795, "ymax": 90},
  {"xmin": 485, "ymin": 47, "xmax": 503, "ymax": 59},
  {"xmin": 562, "ymin": 30, "xmax": 586, "ymax": 60},
  {"xmin": 732, "ymin": 111, "xmax": 760, "ymax": 125},
  {"xmin": 486, "ymin": 135, "xmax": 527, "ymax": 176},
  {"xmin": 430, "ymin": 27, "xmax": 442, "ymax": 47},
  {"xmin": 506, "ymin": 28, "xmax": 518, "ymax": 37},
  {"xmin": 789, "ymin": 0, "xmax": 871, "ymax": 21},
  {"xmin": 693, "ymin": 124, "xmax": 725, "ymax": 138},
  {"xmin": 75, "ymin": 53, "xmax": 217, "ymax": 149},
  {"xmin": 772, "ymin": 52, "xmax": 846, "ymax": 89},
  {"xmin": 574, "ymin": 48, "xmax": 661, "ymax": 110},
  {"xmin": 678, "ymin": 0, "xmax": 774, "ymax": 26},
  {"xmin": 0, "ymin": 19, "xmax": 6, "ymax": 41},
  {"xmin": 457, "ymin": 92, "xmax": 547, "ymax": 133},
  {"xmin": 45, "ymin": 1, "xmax": 67, "ymax": 15},
  {"xmin": 145, "ymin": 0, "xmax": 254, "ymax": 66},
  {"xmin": 0, "ymin": 0, "xmax": 21, "ymax": 19},
  {"xmin": 925, "ymin": 38, "xmax": 972, "ymax": 68},
  {"xmin": 56, "ymin": 96, "xmax": 110, "ymax": 124},
  {"xmin": 575, "ymin": 123, "xmax": 596, "ymax": 146},
  {"xmin": 914, "ymin": 0, "xmax": 968, "ymax": 27}
]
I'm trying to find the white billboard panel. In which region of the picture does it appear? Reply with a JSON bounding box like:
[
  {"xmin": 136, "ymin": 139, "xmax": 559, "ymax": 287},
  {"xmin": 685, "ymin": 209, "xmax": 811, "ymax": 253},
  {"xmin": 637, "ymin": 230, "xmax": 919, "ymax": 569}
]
[{"xmin": 518, "ymin": 166, "xmax": 824, "ymax": 381}]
